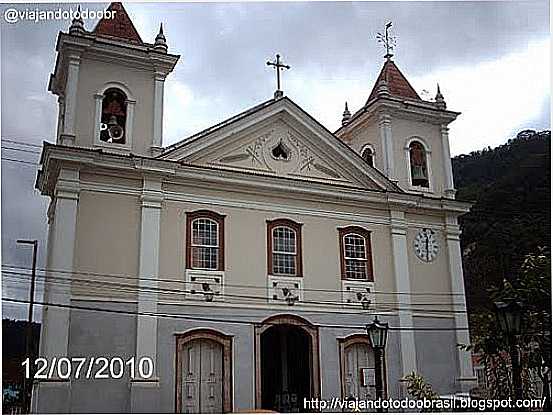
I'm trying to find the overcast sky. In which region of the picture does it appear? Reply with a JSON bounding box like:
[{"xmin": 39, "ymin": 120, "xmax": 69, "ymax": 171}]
[{"xmin": 1, "ymin": 1, "xmax": 550, "ymax": 320}]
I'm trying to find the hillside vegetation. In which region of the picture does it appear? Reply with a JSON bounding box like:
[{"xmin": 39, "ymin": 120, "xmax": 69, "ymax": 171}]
[{"xmin": 453, "ymin": 129, "xmax": 550, "ymax": 310}]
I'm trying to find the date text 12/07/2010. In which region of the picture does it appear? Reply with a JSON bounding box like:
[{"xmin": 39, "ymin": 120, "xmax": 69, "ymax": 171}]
[{"xmin": 22, "ymin": 357, "xmax": 154, "ymax": 380}]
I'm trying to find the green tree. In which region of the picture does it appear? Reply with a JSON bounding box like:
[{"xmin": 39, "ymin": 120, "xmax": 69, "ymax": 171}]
[{"xmin": 467, "ymin": 249, "xmax": 551, "ymax": 407}]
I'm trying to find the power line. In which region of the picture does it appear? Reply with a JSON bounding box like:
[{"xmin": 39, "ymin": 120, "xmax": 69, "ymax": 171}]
[
  {"xmin": 2, "ymin": 264, "xmax": 468, "ymax": 297},
  {"xmin": 1, "ymin": 138, "xmax": 45, "ymax": 148},
  {"xmin": 2, "ymin": 282, "xmax": 401, "ymax": 320},
  {"xmin": 1, "ymin": 297, "xmax": 471, "ymax": 332},
  {"xmin": 2, "ymin": 276, "xmax": 465, "ymax": 315},
  {"xmin": 1, "ymin": 158, "xmax": 39, "ymax": 166},
  {"xmin": 1, "ymin": 146, "xmax": 42, "ymax": 155},
  {"xmin": 2, "ymin": 270, "xmax": 469, "ymax": 314}
]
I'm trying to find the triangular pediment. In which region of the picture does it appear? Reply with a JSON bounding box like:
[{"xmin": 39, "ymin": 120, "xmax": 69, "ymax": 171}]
[{"xmin": 161, "ymin": 98, "xmax": 399, "ymax": 192}]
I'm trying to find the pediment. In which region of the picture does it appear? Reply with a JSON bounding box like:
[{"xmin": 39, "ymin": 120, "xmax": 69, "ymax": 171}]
[
  {"xmin": 161, "ymin": 98, "xmax": 399, "ymax": 192},
  {"xmin": 203, "ymin": 120, "xmax": 352, "ymax": 184}
]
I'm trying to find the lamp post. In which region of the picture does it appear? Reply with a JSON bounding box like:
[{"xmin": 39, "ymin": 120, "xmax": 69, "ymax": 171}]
[
  {"xmin": 367, "ymin": 316, "xmax": 389, "ymax": 405},
  {"xmin": 494, "ymin": 299, "xmax": 523, "ymax": 401},
  {"xmin": 16, "ymin": 239, "xmax": 38, "ymax": 413}
]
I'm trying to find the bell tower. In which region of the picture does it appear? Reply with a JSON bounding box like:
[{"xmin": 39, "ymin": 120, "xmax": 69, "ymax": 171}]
[
  {"xmin": 48, "ymin": 2, "xmax": 179, "ymax": 156},
  {"xmin": 336, "ymin": 24, "xmax": 459, "ymax": 199}
]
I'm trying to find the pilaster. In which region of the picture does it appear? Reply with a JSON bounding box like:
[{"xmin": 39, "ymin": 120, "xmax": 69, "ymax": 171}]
[
  {"xmin": 445, "ymin": 214, "xmax": 476, "ymax": 390},
  {"xmin": 61, "ymin": 53, "xmax": 81, "ymax": 145},
  {"xmin": 378, "ymin": 112, "xmax": 395, "ymax": 181},
  {"xmin": 55, "ymin": 96, "xmax": 65, "ymax": 144},
  {"xmin": 151, "ymin": 72, "xmax": 166, "ymax": 156},
  {"xmin": 441, "ymin": 125, "xmax": 456, "ymax": 198},
  {"xmin": 389, "ymin": 210, "xmax": 417, "ymax": 377},
  {"xmin": 32, "ymin": 167, "xmax": 80, "ymax": 413},
  {"xmin": 93, "ymin": 93, "xmax": 104, "ymax": 143},
  {"xmin": 131, "ymin": 175, "xmax": 163, "ymax": 411}
]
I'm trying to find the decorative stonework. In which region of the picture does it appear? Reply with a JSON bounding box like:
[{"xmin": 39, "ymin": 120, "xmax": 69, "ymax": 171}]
[
  {"xmin": 185, "ymin": 270, "xmax": 224, "ymax": 302},
  {"xmin": 342, "ymin": 280, "xmax": 375, "ymax": 309},
  {"xmin": 268, "ymin": 275, "xmax": 304, "ymax": 305},
  {"xmin": 216, "ymin": 124, "xmax": 341, "ymax": 180}
]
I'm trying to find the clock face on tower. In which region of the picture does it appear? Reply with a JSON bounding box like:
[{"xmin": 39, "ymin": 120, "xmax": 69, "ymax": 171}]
[{"xmin": 414, "ymin": 228, "xmax": 439, "ymax": 262}]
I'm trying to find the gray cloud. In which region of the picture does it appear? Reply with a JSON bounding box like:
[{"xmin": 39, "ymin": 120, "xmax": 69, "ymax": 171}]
[{"xmin": 1, "ymin": 1, "xmax": 550, "ymax": 320}]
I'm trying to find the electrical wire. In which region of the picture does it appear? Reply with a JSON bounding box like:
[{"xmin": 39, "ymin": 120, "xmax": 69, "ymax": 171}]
[
  {"xmin": 2, "ymin": 264, "xmax": 469, "ymax": 298},
  {"xmin": 2, "ymin": 270, "xmax": 468, "ymax": 314},
  {"xmin": 1, "ymin": 146, "xmax": 42, "ymax": 155},
  {"xmin": 1, "ymin": 138, "xmax": 45, "ymax": 148},
  {"xmin": 1, "ymin": 297, "xmax": 471, "ymax": 331},
  {"xmin": 1, "ymin": 158, "xmax": 40, "ymax": 166}
]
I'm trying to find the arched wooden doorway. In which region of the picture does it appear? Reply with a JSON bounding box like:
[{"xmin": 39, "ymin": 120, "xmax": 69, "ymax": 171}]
[
  {"xmin": 175, "ymin": 329, "xmax": 233, "ymax": 413},
  {"xmin": 255, "ymin": 314, "xmax": 320, "ymax": 412},
  {"xmin": 339, "ymin": 334, "xmax": 387, "ymax": 402}
]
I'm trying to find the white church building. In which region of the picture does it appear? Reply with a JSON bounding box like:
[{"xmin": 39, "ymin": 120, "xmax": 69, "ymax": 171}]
[{"xmin": 33, "ymin": 3, "xmax": 475, "ymax": 413}]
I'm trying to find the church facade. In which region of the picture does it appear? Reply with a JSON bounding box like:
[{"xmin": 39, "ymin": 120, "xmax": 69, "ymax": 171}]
[{"xmin": 33, "ymin": 3, "xmax": 475, "ymax": 413}]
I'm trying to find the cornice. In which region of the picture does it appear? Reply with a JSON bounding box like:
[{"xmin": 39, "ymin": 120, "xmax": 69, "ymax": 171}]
[
  {"xmin": 337, "ymin": 96, "xmax": 460, "ymax": 136},
  {"xmin": 36, "ymin": 144, "xmax": 472, "ymax": 216},
  {"xmin": 49, "ymin": 31, "xmax": 179, "ymax": 96}
]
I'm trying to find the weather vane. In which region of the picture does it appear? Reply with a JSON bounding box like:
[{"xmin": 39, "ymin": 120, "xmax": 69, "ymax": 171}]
[
  {"xmin": 266, "ymin": 54, "xmax": 290, "ymax": 99},
  {"xmin": 376, "ymin": 22, "xmax": 396, "ymax": 61}
]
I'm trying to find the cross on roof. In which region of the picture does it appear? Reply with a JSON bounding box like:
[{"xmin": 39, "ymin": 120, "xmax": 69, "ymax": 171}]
[{"xmin": 266, "ymin": 54, "xmax": 290, "ymax": 99}]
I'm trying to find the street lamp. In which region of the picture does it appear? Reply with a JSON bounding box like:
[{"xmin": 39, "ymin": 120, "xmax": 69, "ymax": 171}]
[
  {"xmin": 494, "ymin": 299, "xmax": 523, "ymax": 400},
  {"xmin": 367, "ymin": 316, "xmax": 389, "ymax": 403}
]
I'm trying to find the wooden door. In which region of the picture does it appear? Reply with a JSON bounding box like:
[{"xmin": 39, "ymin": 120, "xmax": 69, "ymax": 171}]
[
  {"xmin": 180, "ymin": 339, "xmax": 223, "ymax": 413},
  {"xmin": 344, "ymin": 342, "xmax": 375, "ymax": 401}
]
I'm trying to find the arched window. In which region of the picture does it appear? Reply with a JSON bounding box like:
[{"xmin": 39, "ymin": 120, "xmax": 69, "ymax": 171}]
[
  {"xmin": 409, "ymin": 141, "xmax": 429, "ymax": 187},
  {"xmin": 186, "ymin": 211, "xmax": 225, "ymax": 271},
  {"xmin": 100, "ymin": 88, "xmax": 127, "ymax": 144},
  {"xmin": 338, "ymin": 226, "xmax": 373, "ymax": 281},
  {"xmin": 361, "ymin": 146, "xmax": 374, "ymax": 167},
  {"xmin": 267, "ymin": 219, "xmax": 303, "ymax": 277}
]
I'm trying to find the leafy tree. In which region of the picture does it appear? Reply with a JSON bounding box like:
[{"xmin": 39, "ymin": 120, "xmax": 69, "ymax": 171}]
[
  {"xmin": 466, "ymin": 249, "xmax": 551, "ymax": 407},
  {"xmin": 402, "ymin": 372, "xmax": 441, "ymax": 412}
]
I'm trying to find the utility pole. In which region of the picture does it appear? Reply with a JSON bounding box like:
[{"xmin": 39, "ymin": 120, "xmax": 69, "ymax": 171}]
[{"xmin": 17, "ymin": 239, "xmax": 38, "ymax": 413}]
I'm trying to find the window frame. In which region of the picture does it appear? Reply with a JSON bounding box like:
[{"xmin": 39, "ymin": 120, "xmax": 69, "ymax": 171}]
[
  {"xmin": 267, "ymin": 218, "xmax": 303, "ymax": 277},
  {"xmin": 186, "ymin": 210, "xmax": 225, "ymax": 271},
  {"xmin": 338, "ymin": 226, "xmax": 373, "ymax": 281}
]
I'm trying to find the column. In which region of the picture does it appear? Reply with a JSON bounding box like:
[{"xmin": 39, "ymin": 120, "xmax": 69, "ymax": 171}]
[
  {"xmin": 390, "ymin": 211, "xmax": 417, "ymax": 378},
  {"xmin": 131, "ymin": 176, "xmax": 163, "ymax": 412},
  {"xmin": 32, "ymin": 168, "xmax": 79, "ymax": 413},
  {"xmin": 441, "ymin": 125, "xmax": 456, "ymax": 198},
  {"xmin": 60, "ymin": 54, "xmax": 80, "ymax": 146},
  {"xmin": 378, "ymin": 112, "xmax": 395, "ymax": 181},
  {"xmin": 151, "ymin": 72, "xmax": 166, "ymax": 156},
  {"xmin": 445, "ymin": 214, "xmax": 476, "ymax": 391}
]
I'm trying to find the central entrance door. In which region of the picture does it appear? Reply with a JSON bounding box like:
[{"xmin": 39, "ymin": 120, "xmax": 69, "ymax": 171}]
[
  {"xmin": 261, "ymin": 324, "xmax": 311, "ymax": 411},
  {"xmin": 256, "ymin": 315, "xmax": 320, "ymax": 412}
]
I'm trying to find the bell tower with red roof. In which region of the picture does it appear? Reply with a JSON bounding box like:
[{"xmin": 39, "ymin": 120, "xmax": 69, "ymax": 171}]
[
  {"xmin": 48, "ymin": 2, "xmax": 179, "ymax": 157},
  {"xmin": 336, "ymin": 24, "xmax": 460, "ymax": 199}
]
